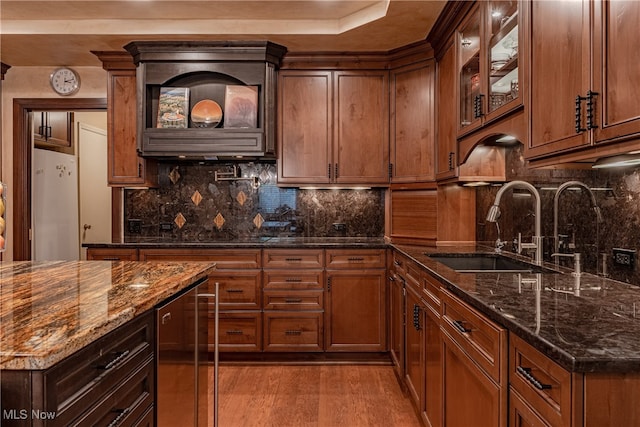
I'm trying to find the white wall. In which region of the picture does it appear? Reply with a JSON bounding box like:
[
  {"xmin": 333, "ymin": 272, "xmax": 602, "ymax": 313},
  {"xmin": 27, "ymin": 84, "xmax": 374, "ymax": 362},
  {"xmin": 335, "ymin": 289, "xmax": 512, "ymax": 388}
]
[{"xmin": 0, "ymin": 66, "xmax": 107, "ymax": 260}]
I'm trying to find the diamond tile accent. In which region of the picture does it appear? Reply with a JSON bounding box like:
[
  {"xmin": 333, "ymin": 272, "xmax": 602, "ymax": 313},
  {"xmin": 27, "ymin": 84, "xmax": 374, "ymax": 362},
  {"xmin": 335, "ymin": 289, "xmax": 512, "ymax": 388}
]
[
  {"xmin": 168, "ymin": 167, "xmax": 181, "ymax": 184},
  {"xmin": 236, "ymin": 190, "xmax": 247, "ymax": 206},
  {"xmin": 191, "ymin": 190, "xmax": 203, "ymax": 206},
  {"xmin": 259, "ymin": 170, "xmax": 270, "ymax": 183},
  {"xmin": 174, "ymin": 212, "xmax": 186, "ymax": 229},
  {"xmin": 214, "ymin": 213, "xmax": 225, "ymax": 229},
  {"xmin": 253, "ymin": 213, "xmax": 264, "ymax": 229}
]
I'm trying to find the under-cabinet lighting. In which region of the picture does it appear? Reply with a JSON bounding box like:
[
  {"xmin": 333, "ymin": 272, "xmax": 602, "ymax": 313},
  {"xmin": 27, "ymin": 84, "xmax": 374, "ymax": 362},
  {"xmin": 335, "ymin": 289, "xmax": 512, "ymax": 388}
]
[
  {"xmin": 462, "ymin": 181, "xmax": 491, "ymax": 187},
  {"xmin": 592, "ymin": 153, "xmax": 640, "ymax": 169},
  {"xmin": 494, "ymin": 135, "xmax": 518, "ymax": 144},
  {"xmin": 299, "ymin": 186, "xmax": 371, "ymax": 190}
]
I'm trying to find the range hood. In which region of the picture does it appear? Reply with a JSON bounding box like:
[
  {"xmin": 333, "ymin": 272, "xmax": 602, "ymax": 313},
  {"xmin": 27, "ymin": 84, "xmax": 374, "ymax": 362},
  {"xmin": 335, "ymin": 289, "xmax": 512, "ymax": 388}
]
[{"xmin": 125, "ymin": 41, "xmax": 287, "ymax": 160}]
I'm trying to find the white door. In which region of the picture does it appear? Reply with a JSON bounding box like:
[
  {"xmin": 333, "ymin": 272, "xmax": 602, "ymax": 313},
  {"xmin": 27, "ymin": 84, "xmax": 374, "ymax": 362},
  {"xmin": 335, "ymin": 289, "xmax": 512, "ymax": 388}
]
[{"xmin": 78, "ymin": 122, "xmax": 111, "ymax": 256}]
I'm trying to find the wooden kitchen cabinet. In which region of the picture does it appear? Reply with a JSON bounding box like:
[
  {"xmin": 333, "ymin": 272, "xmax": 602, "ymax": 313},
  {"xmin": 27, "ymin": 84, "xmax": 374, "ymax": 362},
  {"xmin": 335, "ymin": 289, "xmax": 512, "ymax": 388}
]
[
  {"xmin": 324, "ymin": 249, "xmax": 387, "ymax": 352},
  {"xmin": 389, "ymin": 58, "xmax": 436, "ymax": 183},
  {"xmin": 278, "ymin": 70, "xmax": 389, "ymax": 186},
  {"xmin": 139, "ymin": 248, "xmax": 263, "ymax": 352},
  {"xmin": 93, "ymin": 51, "xmax": 157, "ymax": 187},
  {"xmin": 422, "ymin": 273, "xmax": 442, "ymax": 427},
  {"xmin": 441, "ymin": 288, "xmax": 507, "ymax": 427},
  {"xmin": 33, "ymin": 111, "xmax": 74, "ymax": 154},
  {"xmin": 389, "ymin": 252, "xmax": 406, "ymax": 380},
  {"xmin": 262, "ymin": 249, "xmax": 325, "ymax": 352},
  {"xmin": 457, "ymin": 1, "xmax": 523, "ymax": 138},
  {"xmin": 527, "ymin": 0, "xmax": 640, "ymax": 163},
  {"xmin": 86, "ymin": 247, "xmax": 139, "ymax": 260},
  {"xmin": 405, "ymin": 284, "xmax": 425, "ymax": 415}
]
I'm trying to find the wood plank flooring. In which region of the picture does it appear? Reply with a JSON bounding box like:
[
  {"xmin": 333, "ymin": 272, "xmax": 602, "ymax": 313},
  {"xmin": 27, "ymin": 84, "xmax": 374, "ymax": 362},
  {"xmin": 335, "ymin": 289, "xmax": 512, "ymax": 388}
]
[{"xmin": 216, "ymin": 365, "xmax": 422, "ymax": 427}]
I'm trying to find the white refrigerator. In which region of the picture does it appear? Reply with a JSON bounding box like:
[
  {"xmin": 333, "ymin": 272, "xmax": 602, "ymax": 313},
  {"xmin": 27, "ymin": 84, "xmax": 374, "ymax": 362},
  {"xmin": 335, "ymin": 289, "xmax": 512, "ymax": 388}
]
[{"xmin": 32, "ymin": 148, "xmax": 79, "ymax": 260}]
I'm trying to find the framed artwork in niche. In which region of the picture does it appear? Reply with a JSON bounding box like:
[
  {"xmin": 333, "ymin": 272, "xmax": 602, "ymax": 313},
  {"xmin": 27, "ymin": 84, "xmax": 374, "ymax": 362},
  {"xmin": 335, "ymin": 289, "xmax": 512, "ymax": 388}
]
[{"xmin": 224, "ymin": 85, "xmax": 258, "ymax": 128}]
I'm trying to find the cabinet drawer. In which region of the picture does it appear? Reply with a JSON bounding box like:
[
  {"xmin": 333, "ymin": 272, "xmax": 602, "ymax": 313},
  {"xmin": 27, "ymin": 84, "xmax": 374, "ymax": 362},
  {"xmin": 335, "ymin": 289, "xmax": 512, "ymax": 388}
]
[
  {"xmin": 422, "ymin": 273, "xmax": 441, "ymax": 311},
  {"xmin": 262, "ymin": 249, "xmax": 324, "ymax": 269},
  {"xmin": 441, "ymin": 288, "xmax": 506, "ymax": 385},
  {"xmin": 69, "ymin": 356, "xmax": 154, "ymax": 427},
  {"xmin": 392, "ymin": 251, "xmax": 409, "ymax": 275},
  {"xmin": 216, "ymin": 312, "xmax": 262, "ymax": 352},
  {"xmin": 139, "ymin": 248, "xmax": 261, "ymax": 268},
  {"xmin": 263, "ymin": 290, "xmax": 324, "ymax": 310},
  {"xmin": 326, "ymin": 249, "xmax": 386, "ymax": 269},
  {"xmin": 43, "ymin": 311, "xmax": 154, "ymax": 426},
  {"xmin": 209, "ymin": 270, "xmax": 261, "ymax": 309},
  {"xmin": 263, "ymin": 270, "xmax": 324, "ymax": 290},
  {"xmin": 509, "ymin": 333, "xmax": 573, "ymax": 427},
  {"xmin": 263, "ymin": 312, "xmax": 323, "ymax": 352},
  {"xmin": 86, "ymin": 248, "xmax": 138, "ymax": 261}
]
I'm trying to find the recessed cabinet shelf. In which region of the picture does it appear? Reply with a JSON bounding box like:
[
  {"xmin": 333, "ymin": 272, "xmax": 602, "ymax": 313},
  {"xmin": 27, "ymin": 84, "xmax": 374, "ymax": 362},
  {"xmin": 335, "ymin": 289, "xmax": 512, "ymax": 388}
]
[{"xmin": 125, "ymin": 41, "xmax": 287, "ymax": 159}]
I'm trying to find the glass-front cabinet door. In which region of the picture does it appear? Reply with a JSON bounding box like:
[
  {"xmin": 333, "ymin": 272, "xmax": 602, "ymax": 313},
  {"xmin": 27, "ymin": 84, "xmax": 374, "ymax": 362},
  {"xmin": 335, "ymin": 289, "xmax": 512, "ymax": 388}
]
[
  {"xmin": 487, "ymin": 0, "xmax": 519, "ymax": 115},
  {"xmin": 457, "ymin": 4, "xmax": 482, "ymax": 135},
  {"xmin": 456, "ymin": 1, "xmax": 522, "ymax": 137}
]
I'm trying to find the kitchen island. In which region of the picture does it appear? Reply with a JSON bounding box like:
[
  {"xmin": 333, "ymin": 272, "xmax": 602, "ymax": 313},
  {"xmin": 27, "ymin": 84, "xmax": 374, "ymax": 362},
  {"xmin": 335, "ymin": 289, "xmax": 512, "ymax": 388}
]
[{"xmin": 0, "ymin": 260, "xmax": 216, "ymax": 426}]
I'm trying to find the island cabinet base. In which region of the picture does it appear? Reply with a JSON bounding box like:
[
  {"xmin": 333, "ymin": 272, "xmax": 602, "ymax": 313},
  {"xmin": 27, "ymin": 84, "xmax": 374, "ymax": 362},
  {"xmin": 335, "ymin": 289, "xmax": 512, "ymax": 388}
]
[{"xmin": 1, "ymin": 311, "xmax": 155, "ymax": 427}]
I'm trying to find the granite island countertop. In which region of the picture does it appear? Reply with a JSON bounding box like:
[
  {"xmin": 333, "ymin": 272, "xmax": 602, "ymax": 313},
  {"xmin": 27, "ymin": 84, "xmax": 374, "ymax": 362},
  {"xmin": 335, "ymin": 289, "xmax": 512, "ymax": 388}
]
[
  {"xmin": 0, "ymin": 260, "xmax": 216, "ymax": 370},
  {"xmin": 393, "ymin": 244, "xmax": 640, "ymax": 374}
]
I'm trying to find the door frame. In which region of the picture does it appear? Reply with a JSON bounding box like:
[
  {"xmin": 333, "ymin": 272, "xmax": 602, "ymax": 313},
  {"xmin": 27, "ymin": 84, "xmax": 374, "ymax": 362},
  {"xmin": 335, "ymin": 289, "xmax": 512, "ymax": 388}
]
[{"xmin": 12, "ymin": 98, "xmax": 112, "ymax": 260}]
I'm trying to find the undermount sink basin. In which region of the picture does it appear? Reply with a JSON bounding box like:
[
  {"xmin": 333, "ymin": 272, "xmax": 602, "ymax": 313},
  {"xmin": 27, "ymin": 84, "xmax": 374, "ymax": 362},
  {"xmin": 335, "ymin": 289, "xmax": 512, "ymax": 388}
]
[{"xmin": 426, "ymin": 253, "xmax": 557, "ymax": 274}]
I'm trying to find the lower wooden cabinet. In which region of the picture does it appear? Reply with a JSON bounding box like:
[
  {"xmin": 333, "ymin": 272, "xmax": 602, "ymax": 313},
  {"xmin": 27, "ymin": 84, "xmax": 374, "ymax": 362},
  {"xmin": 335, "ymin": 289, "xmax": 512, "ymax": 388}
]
[
  {"xmin": 217, "ymin": 311, "xmax": 262, "ymax": 352},
  {"xmin": 263, "ymin": 311, "xmax": 323, "ymax": 352},
  {"xmin": 389, "ymin": 270, "xmax": 405, "ymax": 380},
  {"xmin": 1, "ymin": 311, "xmax": 154, "ymax": 426},
  {"xmin": 324, "ymin": 268, "xmax": 387, "ymax": 352},
  {"xmin": 86, "ymin": 247, "xmax": 138, "ymax": 260},
  {"xmin": 405, "ymin": 285, "xmax": 424, "ymax": 409}
]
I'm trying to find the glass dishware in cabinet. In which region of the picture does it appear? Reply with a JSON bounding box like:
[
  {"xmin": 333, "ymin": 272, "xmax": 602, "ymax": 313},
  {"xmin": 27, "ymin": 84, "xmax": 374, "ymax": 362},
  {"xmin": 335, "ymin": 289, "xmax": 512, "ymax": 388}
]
[{"xmin": 487, "ymin": 1, "xmax": 519, "ymax": 115}]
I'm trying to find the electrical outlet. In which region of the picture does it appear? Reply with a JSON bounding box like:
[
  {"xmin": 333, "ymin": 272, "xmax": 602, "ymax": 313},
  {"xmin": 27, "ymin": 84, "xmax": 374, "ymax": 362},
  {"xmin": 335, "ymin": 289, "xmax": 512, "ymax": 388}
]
[
  {"xmin": 160, "ymin": 222, "xmax": 173, "ymax": 232},
  {"xmin": 613, "ymin": 248, "xmax": 636, "ymax": 269},
  {"xmin": 332, "ymin": 223, "xmax": 346, "ymax": 231},
  {"xmin": 128, "ymin": 219, "xmax": 142, "ymax": 234}
]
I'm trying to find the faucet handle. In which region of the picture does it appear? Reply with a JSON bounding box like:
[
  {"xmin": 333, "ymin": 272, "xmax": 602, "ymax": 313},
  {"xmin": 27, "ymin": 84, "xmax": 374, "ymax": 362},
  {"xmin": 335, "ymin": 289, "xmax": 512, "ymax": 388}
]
[{"xmin": 495, "ymin": 238, "xmax": 506, "ymax": 253}]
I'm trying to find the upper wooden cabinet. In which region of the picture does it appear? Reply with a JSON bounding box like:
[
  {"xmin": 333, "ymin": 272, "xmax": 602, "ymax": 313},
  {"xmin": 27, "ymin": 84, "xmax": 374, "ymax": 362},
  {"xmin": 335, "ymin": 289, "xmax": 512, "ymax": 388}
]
[
  {"xmin": 33, "ymin": 111, "xmax": 74, "ymax": 154},
  {"xmin": 124, "ymin": 41, "xmax": 287, "ymax": 159},
  {"xmin": 278, "ymin": 69, "xmax": 390, "ymax": 186},
  {"xmin": 390, "ymin": 58, "xmax": 436, "ymax": 183},
  {"xmin": 457, "ymin": 1, "xmax": 523, "ymax": 138},
  {"xmin": 93, "ymin": 51, "xmax": 158, "ymax": 187},
  {"xmin": 527, "ymin": 0, "xmax": 640, "ymax": 163}
]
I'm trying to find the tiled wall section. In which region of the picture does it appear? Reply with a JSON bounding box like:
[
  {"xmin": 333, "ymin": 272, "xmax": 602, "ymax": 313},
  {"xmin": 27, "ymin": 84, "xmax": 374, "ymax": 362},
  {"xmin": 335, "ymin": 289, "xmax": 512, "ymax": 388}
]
[
  {"xmin": 476, "ymin": 144, "xmax": 640, "ymax": 284},
  {"xmin": 124, "ymin": 162, "xmax": 385, "ymax": 241}
]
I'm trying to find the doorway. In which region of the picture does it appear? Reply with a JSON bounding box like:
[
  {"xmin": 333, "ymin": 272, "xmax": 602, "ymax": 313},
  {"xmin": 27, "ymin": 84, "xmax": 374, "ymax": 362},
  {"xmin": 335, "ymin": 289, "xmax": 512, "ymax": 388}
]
[{"xmin": 12, "ymin": 98, "xmax": 108, "ymax": 261}]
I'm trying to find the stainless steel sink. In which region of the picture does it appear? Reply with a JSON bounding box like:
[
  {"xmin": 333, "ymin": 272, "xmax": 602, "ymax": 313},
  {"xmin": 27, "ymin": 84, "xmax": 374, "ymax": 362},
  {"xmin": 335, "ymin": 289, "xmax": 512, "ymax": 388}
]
[{"xmin": 426, "ymin": 253, "xmax": 558, "ymax": 273}]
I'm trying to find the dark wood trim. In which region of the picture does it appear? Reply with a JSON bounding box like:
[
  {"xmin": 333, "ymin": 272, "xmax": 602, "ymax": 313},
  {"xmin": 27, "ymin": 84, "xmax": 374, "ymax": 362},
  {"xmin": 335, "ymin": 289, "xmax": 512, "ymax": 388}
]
[
  {"xmin": 91, "ymin": 51, "xmax": 136, "ymax": 70},
  {"xmin": 1, "ymin": 62, "xmax": 11, "ymax": 80},
  {"xmin": 112, "ymin": 188, "xmax": 123, "ymax": 242},
  {"xmin": 12, "ymin": 98, "xmax": 107, "ymax": 260},
  {"xmin": 427, "ymin": 0, "xmax": 475, "ymax": 61}
]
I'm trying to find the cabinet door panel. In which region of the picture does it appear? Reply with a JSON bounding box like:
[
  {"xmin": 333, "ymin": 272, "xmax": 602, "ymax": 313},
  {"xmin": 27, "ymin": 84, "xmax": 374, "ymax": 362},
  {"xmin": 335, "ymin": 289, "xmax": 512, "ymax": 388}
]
[
  {"xmin": 278, "ymin": 71, "xmax": 332, "ymax": 184},
  {"xmin": 325, "ymin": 269, "xmax": 386, "ymax": 352},
  {"xmin": 391, "ymin": 61, "xmax": 436, "ymax": 183},
  {"xmin": 405, "ymin": 287, "xmax": 424, "ymax": 410},
  {"xmin": 334, "ymin": 71, "xmax": 389, "ymax": 184},
  {"xmin": 436, "ymin": 44, "xmax": 458, "ymax": 181},
  {"xmin": 443, "ymin": 331, "xmax": 505, "ymax": 427},
  {"xmin": 528, "ymin": 0, "xmax": 591, "ymax": 158},
  {"xmin": 592, "ymin": 0, "xmax": 640, "ymax": 144}
]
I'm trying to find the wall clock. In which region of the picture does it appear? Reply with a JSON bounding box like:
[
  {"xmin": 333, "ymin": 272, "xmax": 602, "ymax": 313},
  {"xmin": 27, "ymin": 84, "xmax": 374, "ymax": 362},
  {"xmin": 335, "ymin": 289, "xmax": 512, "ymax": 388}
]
[{"xmin": 50, "ymin": 67, "xmax": 80, "ymax": 96}]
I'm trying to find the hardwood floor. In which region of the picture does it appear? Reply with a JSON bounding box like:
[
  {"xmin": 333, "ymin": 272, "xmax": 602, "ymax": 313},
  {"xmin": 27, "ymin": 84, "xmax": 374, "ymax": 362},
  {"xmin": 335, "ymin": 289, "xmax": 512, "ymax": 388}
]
[{"xmin": 216, "ymin": 364, "xmax": 422, "ymax": 427}]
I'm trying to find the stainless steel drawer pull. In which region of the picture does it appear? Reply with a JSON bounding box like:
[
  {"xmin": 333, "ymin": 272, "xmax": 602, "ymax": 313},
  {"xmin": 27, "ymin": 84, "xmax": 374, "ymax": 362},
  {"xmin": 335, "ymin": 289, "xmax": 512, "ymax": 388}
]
[
  {"xmin": 107, "ymin": 408, "xmax": 131, "ymax": 427},
  {"xmin": 103, "ymin": 257, "xmax": 121, "ymax": 261},
  {"xmin": 348, "ymin": 257, "xmax": 365, "ymax": 262},
  {"xmin": 285, "ymin": 330, "xmax": 303, "ymax": 335},
  {"xmin": 285, "ymin": 278, "xmax": 303, "ymax": 282},
  {"xmin": 226, "ymin": 330, "xmax": 244, "ymax": 335},
  {"xmin": 284, "ymin": 298, "xmax": 303, "ymax": 303},
  {"xmin": 97, "ymin": 350, "xmax": 130, "ymax": 371},
  {"xmin": 226, "ymin": 289, "xmax": 244, "ymax": 293},
  {"xmin": 285, "ymin": 257, "xmax": 303, "ymax": 262},
  {"xmin": 517, "ymin": 366, "xmax": 552, "ymax": 390},
  {"xmin": 453, "ymin": 320, "xmax": 471, "ymax": 334}
]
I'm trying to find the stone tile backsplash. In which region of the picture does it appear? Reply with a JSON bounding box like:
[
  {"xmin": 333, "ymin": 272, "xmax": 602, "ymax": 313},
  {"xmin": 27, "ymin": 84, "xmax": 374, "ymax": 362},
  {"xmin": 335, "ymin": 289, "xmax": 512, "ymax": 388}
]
[
  {"xmin": 124, "ymin": 162, "xmax": 384, "ymax": 242},
  {"xmin": 476, "ymin": 145, "xmax": 640, "ymax": 285}
]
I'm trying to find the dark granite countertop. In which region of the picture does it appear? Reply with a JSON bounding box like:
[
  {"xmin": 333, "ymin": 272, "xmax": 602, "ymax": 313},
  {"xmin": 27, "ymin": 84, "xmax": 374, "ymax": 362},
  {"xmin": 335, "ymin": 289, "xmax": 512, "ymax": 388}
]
[
  {"xmin": 0, "ymin": 260, "xmax": 216, "ymax": 370},
  {"xmin": 393, "ymin": 244, "xmax": 640, "ymax": 374}
]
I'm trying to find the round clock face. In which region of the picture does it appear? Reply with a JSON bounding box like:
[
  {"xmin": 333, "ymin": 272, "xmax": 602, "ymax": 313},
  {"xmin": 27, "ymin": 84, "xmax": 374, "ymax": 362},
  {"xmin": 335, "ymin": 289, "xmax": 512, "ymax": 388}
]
[{"xmin": 50, "ymin": 67, "xmax": 80, "ymax": 96}]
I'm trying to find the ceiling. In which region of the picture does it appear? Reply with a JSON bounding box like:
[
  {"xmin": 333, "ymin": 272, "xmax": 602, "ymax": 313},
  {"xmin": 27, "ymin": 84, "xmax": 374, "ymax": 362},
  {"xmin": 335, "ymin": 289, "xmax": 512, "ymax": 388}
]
[{"xmin": 0, "ymin": 0, "xmax": 447, "ymax": 67}]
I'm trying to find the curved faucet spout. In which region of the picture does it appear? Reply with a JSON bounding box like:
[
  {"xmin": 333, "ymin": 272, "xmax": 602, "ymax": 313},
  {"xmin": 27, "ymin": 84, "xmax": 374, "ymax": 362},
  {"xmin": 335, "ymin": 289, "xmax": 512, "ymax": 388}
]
[
  {"xmin": 553, "ymin": 180, "xmax": 603, "ymax": 253},
  {"xmin": 486, "ymin": 180, "xmax": 542, "ymax": 264}
]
